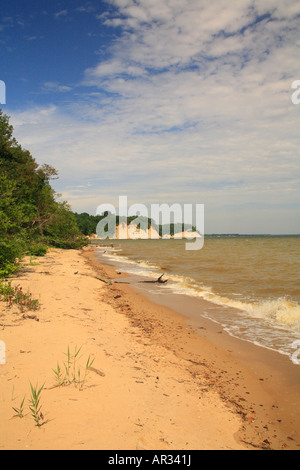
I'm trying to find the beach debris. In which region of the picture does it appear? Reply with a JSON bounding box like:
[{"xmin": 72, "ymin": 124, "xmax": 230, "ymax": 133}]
[
  {"xmin": 140, "ymin": 274, "xmax": 168, "ymax": 284},
  {"xmin": 74, "ymin": 272, "xmax": 112, "ymax": 285},
  {"xmin": 22, "ymin": 313, "xmax": 39, "ymax": 322},
  {"xmin": 89, "ymin": 366, "xmax": 105, "ymax": 377}
]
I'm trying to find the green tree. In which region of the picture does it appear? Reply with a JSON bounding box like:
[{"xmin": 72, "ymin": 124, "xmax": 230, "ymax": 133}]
[
  {"xmin": 44, "ymin": 202, "xmax": 87, "ymax": 249},
  {"xmin": 0, "ymin": 109, "xmax": 87, "ymax": 277},
  {"xmin": 73, "ymin": 212, "xmax": 103, "ymax": 236}
]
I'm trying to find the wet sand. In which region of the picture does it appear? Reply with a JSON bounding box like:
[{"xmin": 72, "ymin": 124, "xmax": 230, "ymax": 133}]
[
  {"xmin": 0, "ymin": 245, "xmax": 299, "ymax": 450},
  {"xmin": 88, "ymin": 245, "xmax": 300, "ymax": 450}
]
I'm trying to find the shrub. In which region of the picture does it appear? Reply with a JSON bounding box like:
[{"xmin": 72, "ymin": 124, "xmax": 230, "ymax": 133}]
[{"xmin": 28, "ymin": 243, "xmax": 48, "ymax": 257}]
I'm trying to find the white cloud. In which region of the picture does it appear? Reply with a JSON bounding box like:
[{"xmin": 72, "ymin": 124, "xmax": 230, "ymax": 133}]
[
  {"xmin": 42, "ymin": 82, "xmax": 72, "ymax": 93},
  {"xmin": 8, "ymin": 0, "xmax": 300, "ymax": 233},
  {"xmin": 54, "ymin": 10, "xmax": 68, "ymax": 18},
  {"xmin": 76, "ymin": 4, "xmax": 97, "ymax": 14}
]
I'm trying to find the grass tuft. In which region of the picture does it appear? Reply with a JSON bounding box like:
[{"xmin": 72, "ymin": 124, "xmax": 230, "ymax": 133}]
[
  {"xmin": 12, "ymin": 395, "xmax": 26, "ymax": 419},
  {"xmin": 28, "ymin": 382, "xmax": 45, "ymax": 427},
  {"xmin": 53, "ymin": 345, "xmax": 95, "ymax": 390},
  {"xmin": 0, "ymin": 280, "xmax": 40, "ymax": 312}
]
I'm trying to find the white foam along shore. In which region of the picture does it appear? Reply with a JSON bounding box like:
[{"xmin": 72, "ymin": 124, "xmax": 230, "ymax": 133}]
[{"xmin": 97, "ymin": 244, "xmax": 300, "ymax": 364}]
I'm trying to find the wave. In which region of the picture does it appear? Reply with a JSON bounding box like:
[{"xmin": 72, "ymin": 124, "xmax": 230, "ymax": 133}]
[
  {"xmin": 100, "ymin": 245, "xmax": 300, "ymax": 333},
  {"xmin": 166, "ymin": 276, "xmax": 300, "ymax": 333},
  {"xmin": 100, "ymin": 247, "xmax": 162, "ymax": 278},
  {"xmin": 97, "ymin": 245, "xmax": 300, "ymax": 361}
]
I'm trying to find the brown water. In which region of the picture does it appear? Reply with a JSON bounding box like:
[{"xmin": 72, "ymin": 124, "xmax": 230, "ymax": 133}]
[{"xmin": 95, "ymin": 236, "xmax": 300, "ymax": 363}]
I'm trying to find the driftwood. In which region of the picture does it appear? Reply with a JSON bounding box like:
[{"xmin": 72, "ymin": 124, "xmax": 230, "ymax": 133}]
[
  {"xmin": 89, "ymin": 366, "xmax": 105, "ymax": 377},
  {"xmin": 22, "ymin": 314, "xmax": 39, "ymax": 322},
  {"xmin": 74, "ymin": 272, "xmax": 112, "ymax": 285},
  {"xmin": 139, "ymin": 274, "xmax": 168, "ymax": 284}
]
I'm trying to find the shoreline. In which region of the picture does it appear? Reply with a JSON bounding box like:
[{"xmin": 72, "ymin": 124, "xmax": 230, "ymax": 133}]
[
  {"xmin": 0, "ymin": 245, "xmax": 299, "ymax": 449},
  {"xmin": 86, "ymin": 245, "xmax": 300, "ymax": 449}
]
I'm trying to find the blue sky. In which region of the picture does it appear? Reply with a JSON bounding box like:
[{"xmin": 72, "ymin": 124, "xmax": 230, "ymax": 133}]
[{"xmin": 1, "ymin": 0, "xmax": 300, "ymax": 233}]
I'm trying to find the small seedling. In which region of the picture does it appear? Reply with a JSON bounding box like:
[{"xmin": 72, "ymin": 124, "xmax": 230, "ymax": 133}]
[
  {"xmin": 63, "ymin": 345, "xmax": 72, "ymax": 384},
  {"xmin": 77, "ymin": 354, "xmax": 95, "ymax": 390},
  {"xmin": 53, "ymin": 346, "xmax": 95, "ymax": 389},
  {"xmin": 72, "ymin": 345, "xmax": 82, "ymax": 383},
  {"xmin": 0, "ymin": 280, "xmax": 39, "ymax": 312},
  {"xmin": 12, "ymin": 396, "xmax": 26, "ymax": 419},
  {"xmin": 62, "ymin": 345, "xmax": 82, "ymax": 385},
  {"xmin": 52, "ymin": 362, "xmax": 65, "ymax": 386},
  {"xmin": 28, "ymin": 382, "xmax": 45, "ymax": 427}
]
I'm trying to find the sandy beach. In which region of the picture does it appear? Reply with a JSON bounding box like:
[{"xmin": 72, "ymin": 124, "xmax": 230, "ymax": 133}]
[{"xmin": 0, "ymin": 245, "xmax": 299, "ymax": 450}]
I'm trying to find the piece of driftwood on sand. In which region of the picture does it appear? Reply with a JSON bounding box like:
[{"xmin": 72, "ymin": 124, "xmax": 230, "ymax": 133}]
[{"xmin": 139, "ymin": 274, "xmax": 168, "ymax": 284}]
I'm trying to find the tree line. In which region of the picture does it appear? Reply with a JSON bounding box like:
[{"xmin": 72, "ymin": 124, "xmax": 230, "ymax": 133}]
[
  {"xmin": 74, "ymin": 212, "xmax": 196, "ymax": 238},
  {"xmin": 0, "ymin": 109, "xmax": 87, "ymax": 278}
]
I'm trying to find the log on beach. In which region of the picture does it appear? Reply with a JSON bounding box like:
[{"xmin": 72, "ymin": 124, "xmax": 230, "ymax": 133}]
[
  {"xmin": 139, "ymin": 274, "xmax": 168, "ymax": 284},
  {"xmin": 74, "ymin": 272, "xmax": 112, "ymax": 285}
]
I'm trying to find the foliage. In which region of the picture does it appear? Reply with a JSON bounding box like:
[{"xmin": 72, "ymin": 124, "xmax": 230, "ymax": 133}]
[
  {"xmin": 0, "ymin": 108, "xmax": 88, "ymax": 279},
  {"xmin": 73, "ymin": 212, "xmax": 103, "ymax": 236},
  {"xmin": 12, "ymin": 396, "xmax": 26, "ymax": 419},
  {"xmin": 28, "ymin": 382, "xmax": 45, "ymax": 427},
  {"xmin": 27, "ymin": 243, "xmax": 48, "ymax": 257},
  {"xmin": 52, "ymin": 345, "xmax": 95, "ymax": 390},
  {"xmin": 44, "ymin": 202, "xmax": 87, "ymax": 249},
  {"xmin": 0, "ymin": 279, "xmax": 40, "ymax": 312},
  {"xmin": 74, "ymin": 211, "xmax": 197, "ymax": 238}
]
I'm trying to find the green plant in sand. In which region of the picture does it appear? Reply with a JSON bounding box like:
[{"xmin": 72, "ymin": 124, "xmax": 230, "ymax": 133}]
[
  {"xmin": 0, "ymin": 280, "xmax": 39, "ymax": 312},
  {"xmin": 52, "ymin": 345, "xmax": 95, "ymax": 390},
  {"xmin": 28, "ymin": 382, "xmax": 45, "ymax": 427},
  {"xmin": 77, "ymin": 354, "xmax": 95, "ymax": 390},
  {"xmin": 12, "ymin": 395, "xmax": 26, "ymax": 419}
]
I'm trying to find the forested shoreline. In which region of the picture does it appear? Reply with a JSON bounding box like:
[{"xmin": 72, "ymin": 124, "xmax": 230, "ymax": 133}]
[
  {"xmin": 74, "ymin": 212, "xmax": 197, "ymax": 238},
  {"xmin": 0, "ymin": 109, "xmax": 87, "ymax": 277},
  {"xmin": 0, "ymin": 109, "xmax": 198, "ymax": 278}
]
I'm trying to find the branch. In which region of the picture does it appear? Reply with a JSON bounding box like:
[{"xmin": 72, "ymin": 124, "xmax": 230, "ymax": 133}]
[{"xmin": 139, "ymin": 273, "xmax": 168, "ymax": 284}]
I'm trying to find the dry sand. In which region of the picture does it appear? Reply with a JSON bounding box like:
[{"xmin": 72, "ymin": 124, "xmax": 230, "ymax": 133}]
[{"xmin": 0, "ymin": 246, "xmax": 299, "ymax": 450}]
